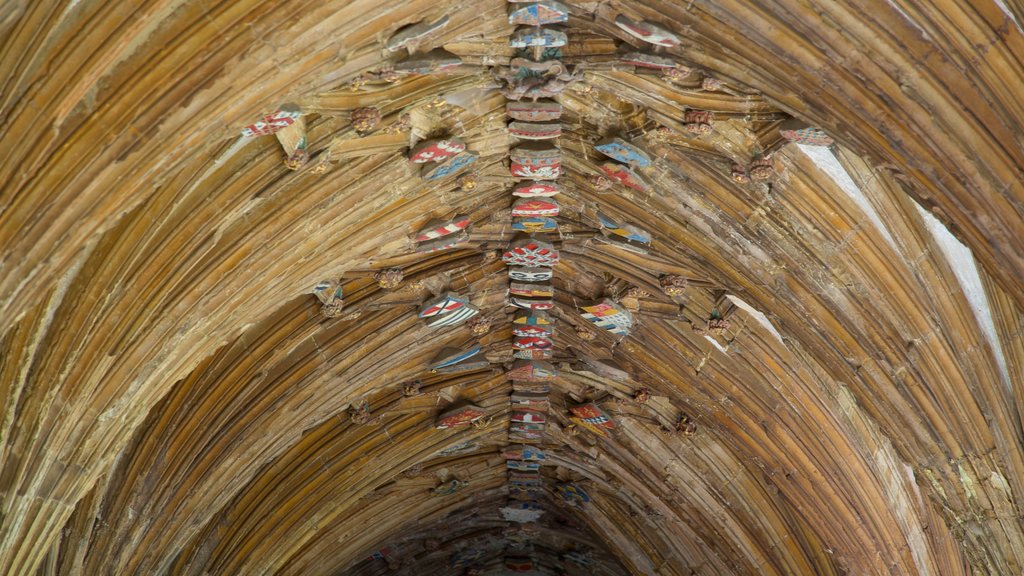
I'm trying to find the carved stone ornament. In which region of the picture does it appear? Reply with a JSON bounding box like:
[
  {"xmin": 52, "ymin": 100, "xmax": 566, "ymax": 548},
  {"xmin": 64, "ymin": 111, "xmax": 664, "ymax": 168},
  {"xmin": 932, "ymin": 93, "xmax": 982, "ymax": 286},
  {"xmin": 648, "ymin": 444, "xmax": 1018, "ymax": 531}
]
[
  {"xmin": 659, "ymin": 274, "xmax": 688, "ymax": 296},
  {"xmin": 423, "ymin": 538, "xmax": 441, "ymax": 551},
  {"xmin": 749, "ymin": 156, "xmax": 774, "ymax": 181},
  {"xmin": 575, "ymin": 325, "xmax": 597, "ymax": 341},
  {"xmin": 731, "ymin": 163, "xmax": 750, "ymax": 183},
  {"xmin": 402, "ymin": 380, "xmax": 422, "ymax": 396},
  {"xmin": 702, "ymin": 76, "xmax": 724, "ymax": 91},
  {"xmin": 313, "ymin": 280, "xmax": 344, "ymax": 318},
  {"xmin": 633, "ymin": 387, "xmax": 651, "ymax": 403},
  {"xmin": 374, "ymin": 268, "xmax": 404, "ymax": 290},
  {"xmin": 468, "ymin": 315, "xmax": 491, "ymax": 335},
  {"xmin": 351, "ymin": 107, "xmax": 381, "ymax": 133},
  {"xmin": 457, "ymin": 171, "xmax": 478, "ymax": 191},
  {"xmin": 683, "ymin": 109, "xmax": 714, "ymax": 134},
  {"xmin": 676, "ymin": 413, "xmax": 698, "ymax": 436},
  {"xmin": 349, "ymin": 401, "xmax": 372, "ymax": 425},
  {"xmin": 310, "ymin": 151, "xmax": 332, "ymax": 174},
  {"xmin": 588, "ymin": 174, "xmax": 614, "ymax": 191}
]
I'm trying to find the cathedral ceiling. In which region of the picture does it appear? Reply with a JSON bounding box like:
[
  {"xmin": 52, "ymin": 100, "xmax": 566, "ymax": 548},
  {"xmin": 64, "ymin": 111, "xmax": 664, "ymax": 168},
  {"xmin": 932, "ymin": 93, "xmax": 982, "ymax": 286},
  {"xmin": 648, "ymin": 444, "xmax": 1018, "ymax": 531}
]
[{"xmin": 1, "ymin": 1, "xmax": 1023, "ymax": 575}]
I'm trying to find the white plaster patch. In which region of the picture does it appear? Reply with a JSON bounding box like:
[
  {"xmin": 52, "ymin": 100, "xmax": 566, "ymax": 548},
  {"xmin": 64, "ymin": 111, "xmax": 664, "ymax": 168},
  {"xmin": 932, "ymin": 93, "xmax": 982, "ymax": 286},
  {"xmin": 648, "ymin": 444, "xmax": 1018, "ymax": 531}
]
[
  {"xmin": 916, "ymin": 204, "xmax": 1011, "ymax": 391},
  {"xmin": 726, "ymin": 295, "xmax": 785, "ymax": 345},
  {"xmin": 797, "ymin": 144, "xmax": 899, "ymax": 252}
]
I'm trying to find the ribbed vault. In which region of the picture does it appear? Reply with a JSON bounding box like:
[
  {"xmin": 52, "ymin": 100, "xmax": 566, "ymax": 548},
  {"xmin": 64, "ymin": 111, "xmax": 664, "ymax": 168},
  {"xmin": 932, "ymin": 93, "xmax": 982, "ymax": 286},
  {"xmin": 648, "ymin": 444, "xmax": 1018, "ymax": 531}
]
[{"xmin": 2, "ymin": 1, "xmax": 1024, "ymax": 575}]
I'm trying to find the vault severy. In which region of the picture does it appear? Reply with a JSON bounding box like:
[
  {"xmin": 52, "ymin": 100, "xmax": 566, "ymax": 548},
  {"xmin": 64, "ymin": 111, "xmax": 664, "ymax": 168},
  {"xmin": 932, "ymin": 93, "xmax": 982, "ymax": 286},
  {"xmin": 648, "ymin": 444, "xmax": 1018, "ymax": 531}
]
[{"xmin": 2, "ymin": 1, "xmax": 1024, "ymax": 575}]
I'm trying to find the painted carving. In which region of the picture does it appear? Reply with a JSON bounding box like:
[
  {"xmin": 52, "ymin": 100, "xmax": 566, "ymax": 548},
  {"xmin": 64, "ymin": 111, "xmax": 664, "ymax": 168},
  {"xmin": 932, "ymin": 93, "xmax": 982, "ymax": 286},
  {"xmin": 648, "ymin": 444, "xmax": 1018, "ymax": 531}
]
[
  {"xmin": 588, "ymin": 173, "xmax": 614, "ymax": 191},
  {"xmin": 496, "ymin": 55, "xmax": 578, "ymax": 100},
  {"xmin": 506, "ymin": 460, "xmax": 541, "ymax": 472},
  {"xmin": 749, "ymin": 156, "xmax": 774, "ymax": 181},
  {"xmin": 508, "ymin": 1, "xmax": 569, "ymax": 25},
  {"xmin": 579, "ymin": 298, "xmax": 634, "ymax": 335},
  {"xmin": 513, "ymin": 336, "xmax": 554, "ymax": 350},
  {"xmin": 510, "ymin": 393, "xmax": 550, "ymax": 411},
  {"xmin": 569, "ymin": 403, "xmax": 615, "ymax": 437},
  {"xmin": 512, "ymin": 216, "xmax": 558, "ymax": 233},
  {"xmin": 506, "ymin": 99, "xmax": 562, "ymax": 121},
  {"xmin": 512, "ymin": 181, "xmax": 560, "ymax": 197},
  {"xmin": 416, "ymin": 231, "xmax": 469, "ymax": 252},
  {"xmin": 659, "ymin": 274, "xmax": 688, "ymax": 296},
  {"xmin": 779, "ymin": 118, "xmax": 834, "ymax": 146},
  {"xmin": 351, "ymin": 107, "xmax": 381, "ymax": 133},
  {"xmin": 509, "ymin": 27, "xmax": 567, "ymax": 48},
  {"xmin": 510, "ymin": 296, "xmax": 554, "ymax": 310},
  {"xmin": 513, "ymin": 349, "xmax": 553, "ymax": 360},
  {"xmin": 502, "ymin": 445, "xmax": 547, "ymax": 461},
  {"xmin": 374, "ymin": 268, "xmax": 404, "ymax": 290},
  {"xmin": 513, "ymin": 310, "xmax": 553, "ymax": 336},
  {"xmin": 596, "ymin": 137, "xmax": 652, "ymax": 168},
  {"xmin": 511, "ymin": 198, "xmax": 559, "ymax": 217},
  {"xmin": 468, "ymin": 315, "xmax": 491, "ymax": 335},
  {"xmin": 436, "ymin": 404, "xmax": 487, "ymax": 429},
  {"xmin": 508, "ymin": 121, "xmax": 561, "ymax": 140},
  {"xmin": 556, "ymin": 482, "xmax": 591, "ymax": 506},
  {"xmin": 414, "ymin": 215, "xmax": 470, "ymax": 241},
  {"xmin": 510, "ymin": 282, "xmax": 554, "ymax": 298},
  {"xmin": 510, "ymin": 144, "xmax": 561, "ymax": 180},
  {"xmin": 409, "ymin": 137, "xmax": 467, "ymax": 163},
  {"xmin": 503, "ymin": 236, "xmax": 559, "ymax": 267},
  {"xmin": 419, "ymin": 293, "xmax": 479, "ymax": 327},
  {"xmin": 349, "ymin": 400, "xmax": 372, "ymax": 424},
  {"xmin": 313, "ymin": 280, "xmax": 344, "ymax": 318},
  {"xmin": 402, "ymin": 379, "xmax": 422, "ymax": 396},
  {"xmin": 240, "ymin": 104, "xmax": 301, "ymax": 137},
  {"xmin": 614, "ymin": 14, "xmax": 681, "ymax": 47},
  {"xmin": 386, "ymin": 15, "xmax": 450, "ymax": 52},
  {"xmin": 506, "ymin": 359, "xmax": 558, "ymax": 381},
  {"xmin": 511, "ymin": 411, "xmax": 547, "ymax": 425},
  {"xmin": 599, "ymin": 162, "xmax": 649, "ymax": 192},
  {"xmin": 683, "ymin": 109, "xmax": 714, "ymax": 134},
  {"xmin": 457, "ymin": 171, "xmax": 478, "ymax": 191},
  {"xmin": 509, "ymin": 267, "xmax": 553, "ymax": 282},
  {"xmin": 422, "ymin": 151, "xmax": 479, "ymax": 180},
  {"xmin": 395, "ymin": 48, "xmax": 462, "ymax": 74},
  {"xmin": 430, "ymin": 345, "xmax": 489, "ymax": 373},
  {"xmin": 676, "ymin": 413, "xmax": 698, "ymax": 435}
]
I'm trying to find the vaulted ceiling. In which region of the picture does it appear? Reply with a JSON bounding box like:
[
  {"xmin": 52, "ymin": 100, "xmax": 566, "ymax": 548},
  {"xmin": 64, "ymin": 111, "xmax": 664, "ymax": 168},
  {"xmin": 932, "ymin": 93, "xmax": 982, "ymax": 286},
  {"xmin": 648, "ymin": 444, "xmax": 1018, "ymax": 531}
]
[{"xmin": 2, "ymin": 1, "xmax": 1024, "ymax": 575}]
